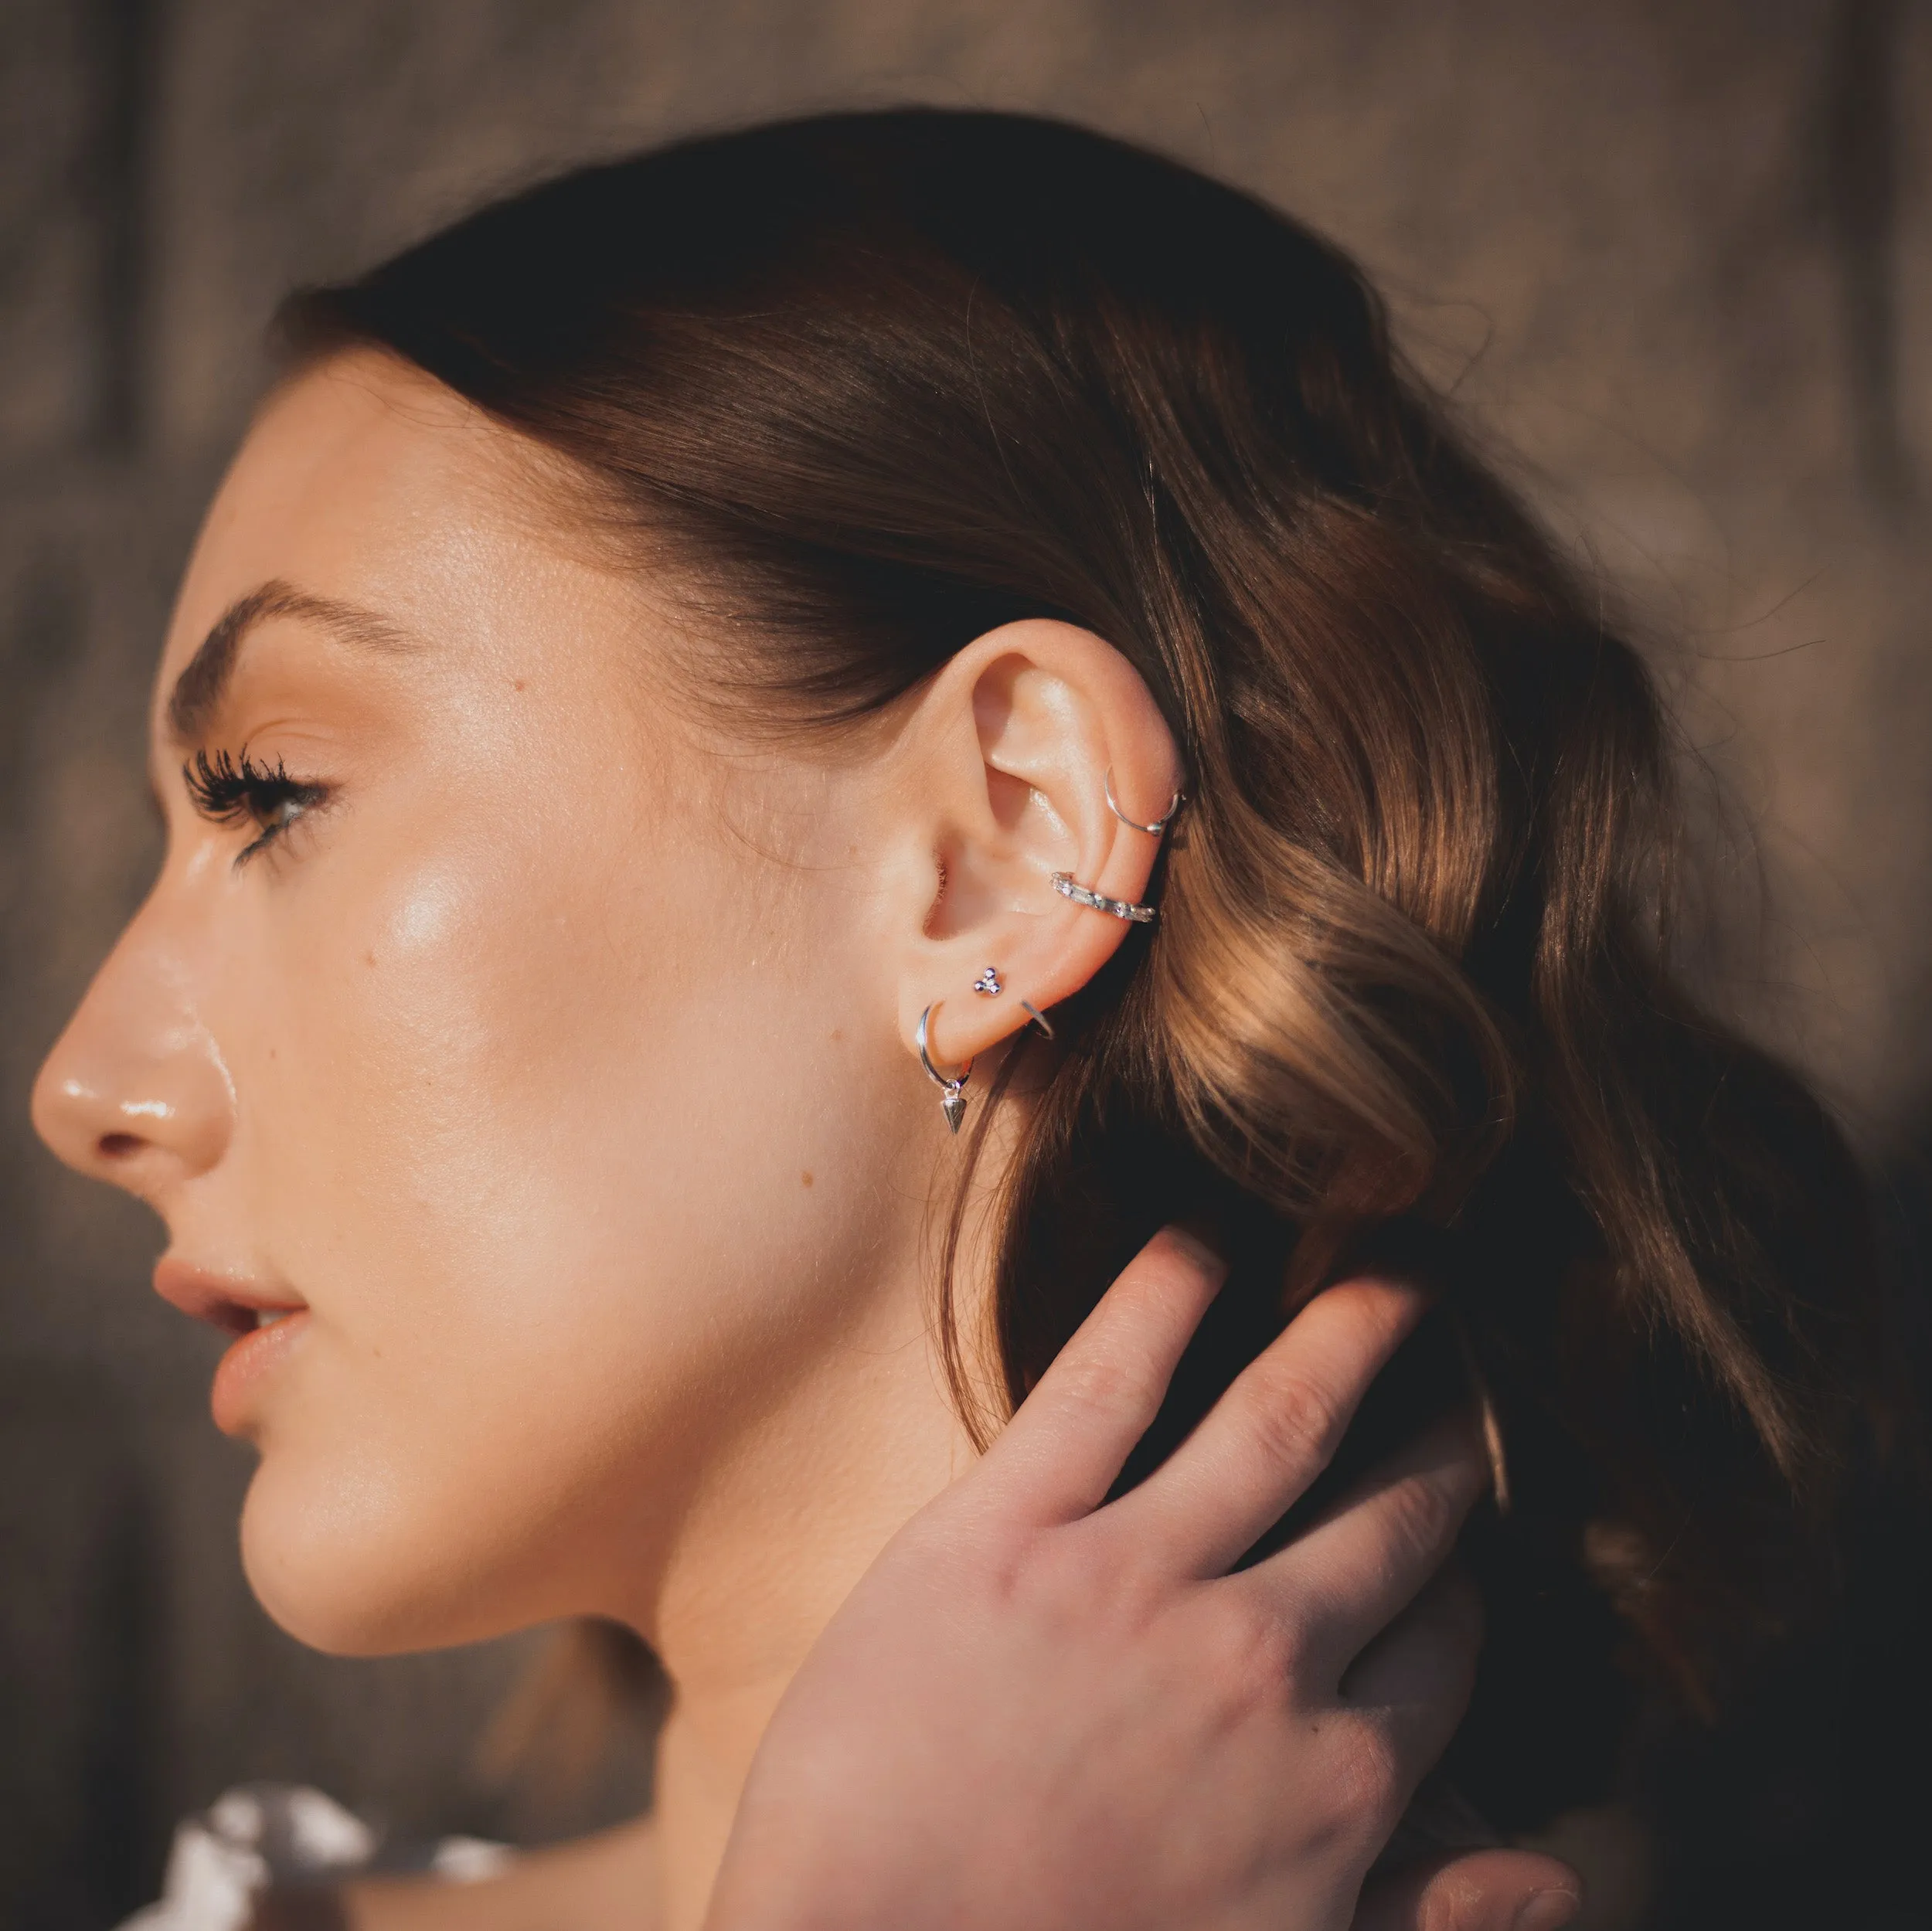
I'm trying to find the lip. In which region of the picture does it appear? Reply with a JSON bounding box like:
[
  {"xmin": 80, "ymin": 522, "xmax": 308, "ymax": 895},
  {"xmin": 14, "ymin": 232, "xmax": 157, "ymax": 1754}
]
[{"xmin": 153, "ymin": 1258, "xmax": 310, "ymax": 1435}]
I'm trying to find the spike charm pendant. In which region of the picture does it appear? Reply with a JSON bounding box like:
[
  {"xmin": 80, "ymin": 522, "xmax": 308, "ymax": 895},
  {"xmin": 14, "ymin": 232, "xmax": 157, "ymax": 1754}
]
[{"xmin": 917, "ymin": 1003, "xmax": 972, "ymax": 1136}]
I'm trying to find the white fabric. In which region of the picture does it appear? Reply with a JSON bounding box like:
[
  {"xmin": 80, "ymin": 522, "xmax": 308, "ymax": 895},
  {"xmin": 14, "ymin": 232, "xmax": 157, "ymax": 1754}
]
[{"xmin": 118, "ymin": 1783, "xmax": 513, "ymax": 1930}]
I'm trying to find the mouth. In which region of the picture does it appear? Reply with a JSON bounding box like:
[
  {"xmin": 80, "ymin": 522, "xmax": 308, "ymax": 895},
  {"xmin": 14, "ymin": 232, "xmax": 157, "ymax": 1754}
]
[
  {"xmin": 152, "ymin": 1257, "xmax": 311, "ymax": 1433},
  {"xmin": 152, "ymin": 1256, "xmax": 309, "ymax": 1334}
]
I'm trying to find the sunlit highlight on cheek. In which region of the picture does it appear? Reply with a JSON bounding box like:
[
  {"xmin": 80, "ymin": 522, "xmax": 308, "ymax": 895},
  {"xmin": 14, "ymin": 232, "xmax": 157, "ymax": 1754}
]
[
  {"xmin": 286, "ymin": 829, "xmax": 601, "ymax": 1287},
  {"xmin": 183, "ymin": 838, "xmax": 224, "ymax": 885},
  {"xmin": 341, "ymin": 863, "xmax": 505, "ymax": 1126},
  {"xmin": 379, "ymin": 869, "xmax": 467, "ymax": 958}
]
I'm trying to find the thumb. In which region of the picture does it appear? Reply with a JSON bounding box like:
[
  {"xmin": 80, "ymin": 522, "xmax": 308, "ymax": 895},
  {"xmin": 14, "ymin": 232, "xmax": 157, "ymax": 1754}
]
[{"xmin": 1354, "ymin": 1848, "xmax": 1583, "ymax": 1931}]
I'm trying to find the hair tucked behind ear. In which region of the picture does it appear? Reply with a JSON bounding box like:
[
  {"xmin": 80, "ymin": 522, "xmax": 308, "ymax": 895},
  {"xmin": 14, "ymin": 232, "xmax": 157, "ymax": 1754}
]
[{"xmin": 281, "ymin": 107, "xmax": 1893, "ymax": 1872}]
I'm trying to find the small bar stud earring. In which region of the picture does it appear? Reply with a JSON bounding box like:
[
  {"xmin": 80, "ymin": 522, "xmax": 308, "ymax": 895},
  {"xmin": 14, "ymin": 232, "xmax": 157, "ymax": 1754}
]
[{"xmin": 972, "ymin": 965, "xmax": 1003, "ymax": 997}]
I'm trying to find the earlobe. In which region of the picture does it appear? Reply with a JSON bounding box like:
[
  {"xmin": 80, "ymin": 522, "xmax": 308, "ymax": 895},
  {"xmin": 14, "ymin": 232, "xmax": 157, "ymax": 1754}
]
[{"xmin": 883, "ymin": 618, "xmax": 1182, "ymax": 1079}]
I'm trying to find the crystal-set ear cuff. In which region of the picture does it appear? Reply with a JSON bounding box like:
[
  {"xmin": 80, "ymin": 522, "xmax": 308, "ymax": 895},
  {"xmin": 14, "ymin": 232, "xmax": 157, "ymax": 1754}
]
[{"xmin": 1050, "ymin": 872, "xmax": 1158, "ymax": 924}]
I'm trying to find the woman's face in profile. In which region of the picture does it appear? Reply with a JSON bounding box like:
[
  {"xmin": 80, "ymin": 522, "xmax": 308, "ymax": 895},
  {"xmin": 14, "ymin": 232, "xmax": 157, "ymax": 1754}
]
[{"xmin": 32, "ymin": 352, "xmax": 961, "ymax": 1656}]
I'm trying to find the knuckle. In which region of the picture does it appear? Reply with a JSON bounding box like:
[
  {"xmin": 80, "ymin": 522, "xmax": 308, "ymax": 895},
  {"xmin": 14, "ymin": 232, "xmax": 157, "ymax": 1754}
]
[
  {"xmin": 1078, "ymin": 1528, "xmax": 1169, "ymax": 1626},
  {"xmin": 979, "ymin": 1535, "xmax": 1039, "ymax": 1610},
  {"xmin": 1052, "ymin": 1349, "xmax": 1161, "ymax": 1423},
  {"xmin": 1245, "ymin": 1367, "xmax": 1348, "ymax": 1474},
  {"xmin": 1207, "ymin": 1595, "xmax": 1300, "ymax": 1713},
  {"xmin": 1380, "ymin": 1470, "xmax": 1458, "ymax": 1569}
]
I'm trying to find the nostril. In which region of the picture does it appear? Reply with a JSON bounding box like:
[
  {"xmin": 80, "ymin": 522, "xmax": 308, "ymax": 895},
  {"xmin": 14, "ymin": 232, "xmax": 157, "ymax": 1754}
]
[{"xmin": 98, "ymin": 1133, "xmax": 143, "ymax": 1159}]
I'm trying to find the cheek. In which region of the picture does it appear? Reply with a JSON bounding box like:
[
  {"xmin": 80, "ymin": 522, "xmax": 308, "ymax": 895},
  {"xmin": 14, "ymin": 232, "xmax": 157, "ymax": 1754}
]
[{"xmin": 226, "ymin": 794, "xmax": 910, "ymax": 1645}]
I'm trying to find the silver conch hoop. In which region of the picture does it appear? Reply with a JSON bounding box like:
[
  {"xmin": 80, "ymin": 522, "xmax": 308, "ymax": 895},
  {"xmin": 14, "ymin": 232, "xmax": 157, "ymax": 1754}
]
[
  {"xmin": 1052, "ymin": 872, "xmax": 1158, "ymax": 924},
  {"xmin": 1019, "ymin": 1000, "xmax": 1055, "ymax": 1039},
  {"xmin": 917, "ymin": 1003, "xmax": 971, "ymax": 1134},
  {"xmin": 1104, "ymin": 767, "xmax": 1185, "ymax": 837}
]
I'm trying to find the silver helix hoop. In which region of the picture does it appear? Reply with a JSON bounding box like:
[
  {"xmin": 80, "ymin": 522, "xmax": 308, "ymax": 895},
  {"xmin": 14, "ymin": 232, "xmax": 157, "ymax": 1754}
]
[
  {"xmin": 917, "ymin": 1003, "xmax": 971, "ymax": 1134},
  {"xmin": 1019, "ymin": 1000, "xmax": 1055, "ymax": 1039},
  {"xmin": 1104, "ymin": 767, "xmax": 1185, "ymax": 837},
  {"xmin": 1051, "ymin": 872, "xmax": 1158, "ymax": 924}
]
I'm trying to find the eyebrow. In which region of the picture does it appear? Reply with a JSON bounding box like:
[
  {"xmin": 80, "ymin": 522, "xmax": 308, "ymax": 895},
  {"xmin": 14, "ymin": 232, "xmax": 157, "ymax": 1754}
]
[{"xmin": 165, "ymin": 578, "xmax": 417, "ymax": 745}]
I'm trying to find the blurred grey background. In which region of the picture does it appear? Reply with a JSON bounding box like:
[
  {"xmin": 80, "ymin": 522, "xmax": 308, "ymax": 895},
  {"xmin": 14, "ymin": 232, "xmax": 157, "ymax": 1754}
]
[{"xmin": 2, "ymin": 1, "xmax": 1927, "ymax": 1923}]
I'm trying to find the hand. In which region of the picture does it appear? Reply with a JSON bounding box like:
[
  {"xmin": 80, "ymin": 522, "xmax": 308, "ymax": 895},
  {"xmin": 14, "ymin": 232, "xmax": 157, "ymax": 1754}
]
[{"xmin": 705, "ymin": 1228, "xmax": 1581, "ymax": 1931}]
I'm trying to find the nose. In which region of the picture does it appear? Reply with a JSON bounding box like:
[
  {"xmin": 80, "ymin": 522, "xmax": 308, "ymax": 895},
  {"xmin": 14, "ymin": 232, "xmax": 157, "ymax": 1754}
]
[{"xmin": 32, "ymin": 909, "xmax": 234, "ymax": 1200}]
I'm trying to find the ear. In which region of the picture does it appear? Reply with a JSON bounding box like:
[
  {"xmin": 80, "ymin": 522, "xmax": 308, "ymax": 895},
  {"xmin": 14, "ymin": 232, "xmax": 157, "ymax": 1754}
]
[{"xmin": 879, "ymin": 618, "xmax": 1183, "ymax": 1073}]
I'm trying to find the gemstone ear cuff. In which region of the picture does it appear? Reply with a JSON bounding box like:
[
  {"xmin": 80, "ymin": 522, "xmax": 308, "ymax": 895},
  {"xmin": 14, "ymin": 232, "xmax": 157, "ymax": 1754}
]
[
  {"xmin": 1051, "ymin": 872, "xmax": 1158, "ymax": 923},
  {"xmin": 1057, "ymin": 767, "xmax": 1185, "ymax": 920}
]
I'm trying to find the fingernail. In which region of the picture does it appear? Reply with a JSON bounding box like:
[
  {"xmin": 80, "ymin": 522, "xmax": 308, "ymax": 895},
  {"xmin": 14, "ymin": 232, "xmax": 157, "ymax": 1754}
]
[
  {"xmin": 1513, "ymin": 1889, "xmax": 1583, "ymax": 1931},
  {"xmin": 1165, "ymin": 1222, "xmax": 1227, "ymax": 1271}
]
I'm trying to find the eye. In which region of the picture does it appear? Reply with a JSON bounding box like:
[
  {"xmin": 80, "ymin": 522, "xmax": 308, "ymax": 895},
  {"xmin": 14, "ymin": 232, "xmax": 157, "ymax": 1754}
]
[{"xmin": 182, "ymin": 746, "xmax": 331, "ymax": 865}]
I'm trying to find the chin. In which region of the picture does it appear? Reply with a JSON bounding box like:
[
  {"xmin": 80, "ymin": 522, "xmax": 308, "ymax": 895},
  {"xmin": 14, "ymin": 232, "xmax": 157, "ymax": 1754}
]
[{"xmin": 236, "ymin": 1449, "xmax": 532, "ymax": 1657}]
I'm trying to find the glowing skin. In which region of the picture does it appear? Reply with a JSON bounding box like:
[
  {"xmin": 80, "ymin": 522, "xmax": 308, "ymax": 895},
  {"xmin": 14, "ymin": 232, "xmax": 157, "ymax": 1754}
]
[{"xmin": 32, "ymin": 352, "xmax": 1178, "ymax": 1928}]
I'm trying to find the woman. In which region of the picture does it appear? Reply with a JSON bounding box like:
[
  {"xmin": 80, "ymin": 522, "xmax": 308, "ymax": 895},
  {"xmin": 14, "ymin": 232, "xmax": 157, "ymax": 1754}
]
[{"xmin": 35, "ymin": 109, "xmax": 1883, "ymax": 1928}]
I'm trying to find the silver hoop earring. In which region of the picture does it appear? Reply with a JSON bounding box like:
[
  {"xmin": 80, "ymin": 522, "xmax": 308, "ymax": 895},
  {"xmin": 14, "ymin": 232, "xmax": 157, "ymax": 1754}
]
[
  {"xmin": 972, "ymin": 965, "xmax": 1003, "ymax": 997},
  {"xmin": 1019, "ymin": 1000, "xmax": 1056, "ymax": 1039},
  {"xmin": 1052, "ymin": 872, "xmax": 1158, "ymax": 924},
  {"xmin": 1104, "ymin": 767, "xmax": 1185, "ymax": 837},
  {"xmin": 917, "ymin": 1004, "xmax": 971, "ymax": 1134}
]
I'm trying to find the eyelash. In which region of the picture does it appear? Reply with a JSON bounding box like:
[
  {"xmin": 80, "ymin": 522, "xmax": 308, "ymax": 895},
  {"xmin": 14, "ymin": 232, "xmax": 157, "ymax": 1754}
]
[{"xmin": 182, "ymin": 747, "xmax": 331, "ymax": 865}]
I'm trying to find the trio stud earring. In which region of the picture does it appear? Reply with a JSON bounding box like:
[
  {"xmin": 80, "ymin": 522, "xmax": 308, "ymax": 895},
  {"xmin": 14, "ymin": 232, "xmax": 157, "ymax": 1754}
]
[
  {"xmin": 1104, "ymin": 767, "xmax": 1185, "ymax": 837},
  {"xmin": 917, "ymin": 1003, "xmax": 971, "ymax": 1134},
  {"xmin": 972, "ymin": 965, "xmax": 1003, "ymax": 997},
  {"xmin": 1052, "ymin": 872, "xmax": 1158, "ymax": 924}
]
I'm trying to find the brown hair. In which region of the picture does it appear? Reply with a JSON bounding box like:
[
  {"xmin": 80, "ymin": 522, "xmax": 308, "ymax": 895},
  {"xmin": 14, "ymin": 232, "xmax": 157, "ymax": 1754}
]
[{"xmin": 281, "ymin": 110, "xmax": 1886, "ymax": 1863}]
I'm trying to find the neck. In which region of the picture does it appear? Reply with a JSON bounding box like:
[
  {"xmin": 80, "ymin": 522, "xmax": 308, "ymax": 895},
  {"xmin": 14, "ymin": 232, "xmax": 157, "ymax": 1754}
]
[{"xmin": 631, "ymin": 1239, "xmax": 981, "ymax": 1931}]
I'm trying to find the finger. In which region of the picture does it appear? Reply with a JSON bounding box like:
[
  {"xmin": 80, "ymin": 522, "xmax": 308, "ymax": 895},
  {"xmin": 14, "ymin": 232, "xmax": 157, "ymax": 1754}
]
[
  {"xmin": 979, "ymin": 1226, "xmax": 1227, "ymax": 1524},
  {"xmin": 1338, "ymin": 1564, "xmax": 1483, "ymax": 1778},
  {"xmin": 1291, "ymin": 1576, "xmax": 1484, "ymax": 1861},
  {"xmin": 1101, "ymin": 1276, "xmax": 1428, "ymax": 1575},
  {"xmin": 1354, "ymin": 1850, "xmax": 1583, "ymax": 1931},
  {"xmin": 1244, "ymin": 1413, "xmax": 1487, "ymax": 1683}
]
